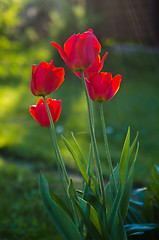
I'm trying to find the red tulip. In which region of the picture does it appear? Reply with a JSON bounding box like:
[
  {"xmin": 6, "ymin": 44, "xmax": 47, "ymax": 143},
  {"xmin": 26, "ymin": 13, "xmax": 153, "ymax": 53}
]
[
  {"xmin": 29, "ymin": 98, "xmax": 61, "ymax": 127},
  {"xmin": 31, "ymin": 61, "xmax": 64, "ymax": 96},
  {"xmin": 74, "ymin": 52, "xmax": 108, "ymax": 79},
  {"xmin": 86, "ymin": 72, "xmax": 122, "ymax": 102},
  {"xmin": 51, "ymin": 29, "xmax": 101, "ymax": 72}
]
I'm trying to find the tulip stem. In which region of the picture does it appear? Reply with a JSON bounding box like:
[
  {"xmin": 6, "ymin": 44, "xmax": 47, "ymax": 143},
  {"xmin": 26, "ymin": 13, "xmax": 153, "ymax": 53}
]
[
  {"xmin": 48, "ymin": 126, "xmax": 67, "ymax": 192},
  {"xmin": 43, "ymin": 97, "xmax": 69, "ymax": 185},
  {"xmin": 99, "ymin": 102, "xmax": 117, "ymax": 192},
  {"xmin": 43, "ymin": 97, "xmax": 79, "ymax": 226},
  {"xmin": 81, "ymin": 71, "xmax": 107, "ymax": 223}
]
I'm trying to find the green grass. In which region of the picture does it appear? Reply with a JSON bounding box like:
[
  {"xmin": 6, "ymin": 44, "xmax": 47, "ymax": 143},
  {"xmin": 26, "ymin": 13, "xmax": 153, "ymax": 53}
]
[{"xmin": 0, "ymin": 157, "xmax": 63, "ymax": 240}]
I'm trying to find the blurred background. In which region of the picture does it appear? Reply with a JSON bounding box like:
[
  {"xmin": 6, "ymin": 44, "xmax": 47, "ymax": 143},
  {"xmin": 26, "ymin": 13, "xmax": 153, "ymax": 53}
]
[{"xmin": 0, "ymin": 0, "xmax": 159, "ymax": 239}]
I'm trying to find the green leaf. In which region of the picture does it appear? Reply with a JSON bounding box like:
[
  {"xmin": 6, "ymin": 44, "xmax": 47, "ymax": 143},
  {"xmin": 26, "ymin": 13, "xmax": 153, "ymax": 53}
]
[
  {"xmin": 105, "ymin": 164, "xmax": 119, "ymax": 198},
  {"xmin": 82, "ymin": 144, "xmax": 92, "ymax": 200},
  {"xmin": 62, "ymin": 135, "xmax": 102, "ymax": 205},
  {"xmin": 39, "ymin": 174, "xmax": 81, "ymax": 240},
  {"xmin": 125, "ymin": 223, "xmax": 159, "ymax": 236},
  {"xmin": 111, "ymin": 213, "xmax": 127, "ymax": 240},
  {"xmin": 105, "ymin": 180, "xmax": 115, "ymax": 219},
  {"xmin": 152, "ymin": 165, "xmax": 159, "ymax": 181},
  {"xmin": 105, "ymin": 180, "xmax": 127, "ymax": 240},
  {"xmin": 50, "ymin": 191, "xmax": 72, "ymax": 218},
  {"xmin": 71, "ymin": 132, "xmax": 99, "ymax": 191},
  {"xmin": 68, "ymin": 179, "xmax": 110, "ymax": 240},
  {"xmin": 127, "ymin": 205, "xmax": 146, "ymax": 223},
  {"xmin": 129, "ymin": 199, "xmax": 144, "ymax": 210},
  {"xmin": 107, "ymin": 184, "xmax": 125, "ymax": 235},
  {"xmin": 129, "ymin": 132, "xmax": 138, "ymax": 157},
  {"xmin": 106, "ymin": 129, "xmax": 131, "ymax": 238},
  {"xmin": 120, "ymin": 142, "xmax": 139, "ymax": 220},
  {"xmin": 150, "ymin": 182, "xmax": 159, "ymax": 206},
  {"xmin": 119, "ymin": 127, "xmax": 130, "ymax": 188}
]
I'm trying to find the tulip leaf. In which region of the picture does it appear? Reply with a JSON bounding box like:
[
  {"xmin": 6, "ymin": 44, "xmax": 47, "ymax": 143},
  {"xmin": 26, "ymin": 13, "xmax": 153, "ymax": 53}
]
[
  {"xmin": 129, "ymin": 131, "xmax": 138, "ymax": 157},
  {"xmin": 107, "ymin": 128, "xmax": 131, "ymax": 239},
  {"xmin": 62, "ymin": 135, "xmax": 102, "ymax": 205},
  {"xmin": 106, "ymin": 181, "xmax": 127, "ymax": 240},
  {"xmin": 107, "ymin": 183, "xmax": 122, "ymax": 227},
  {"xmin": 50, "ymin": 190, "xmax": 73, "ymax": 218},
  {"xmin": 71, "ymin": 132, "xmax": 99, "ymax": 191},
  {"xmin": 127, "ymin": 205, "xmax": 147, "ymax": 224},
  {"xmin": 125, "ymin": 223, "xmax": 159, "ymax": 236},
  {"xmin": 83, "ymin": 145, "xmax": 92, "ymax": 200},
  {"xmin": 119, "ymin": 127, "xmax": 130, "ymax": 188},
  {"xmin": 105, "ymin": 179, "xmax": 115, "ymax": 219},
  {"xmin": 105, "ymin": 165, "xmax": 127, "ymax": 240},
  {"xmin": 120, "ymin": 142, "xmax": 139, "ymax": 220},
  {"xmin": 129, "ymin": 199, "xmax": 144, "ymax": 210},
  {"xmin": 111, "ymin": 213, "xmax": 127, "ymax": 240},
  {"xmin": 68, "ymin": 179, "xmax": 110, "ymax": 240},
  {"xmin": 152, "ymin": 165, "xmax": 159, "ymax": 181},
  {"xmin": 39, "ymin": 174, "xmax": 81, "ymax": 240}
]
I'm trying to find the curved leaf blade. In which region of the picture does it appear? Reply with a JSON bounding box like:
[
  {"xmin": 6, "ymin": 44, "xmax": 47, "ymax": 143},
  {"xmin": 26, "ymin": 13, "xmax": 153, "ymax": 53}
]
[
  {"xmin": 125, "ymin": 223, "xmax": 159, "ymax": 236},
  {"xmin": 129, "ymin": 132, "xmax": 138, "ymax": 157},
  {"xmin": 69, "ymin": 179, "xmax": 110, "ymax": 240},
  {"xmin": 71, "ymin": 132, "xmax": 99, "ymax": 191},
  {"xmin": 39, "ymin": 174, "xmax": 81, "ymax": 240},
  {"xmin": 119, "ymin": 127, "xmax": 130, "ymax": 188},
  {"xmin": 120, "ymin": 142, "xmax": 139, "ymax": 220},
  {"xmin": 62, "ymin": 135, "xmax": 102, "ymax": 205}
]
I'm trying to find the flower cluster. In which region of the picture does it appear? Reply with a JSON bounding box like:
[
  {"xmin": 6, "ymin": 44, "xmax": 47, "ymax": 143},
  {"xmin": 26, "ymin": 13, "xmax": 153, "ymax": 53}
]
[
  {"xmin": 29, "ymin": 29, "xmax": 141, "ymax": 240},
  {"xmin": 30, "ymin": 29, "xmax": 121, "ymax": 126}
]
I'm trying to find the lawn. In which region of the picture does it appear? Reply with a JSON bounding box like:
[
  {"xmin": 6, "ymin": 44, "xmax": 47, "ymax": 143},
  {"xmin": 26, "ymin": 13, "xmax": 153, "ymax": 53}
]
[{"xmin": 0, "ymin": 41, "xmax": 159, "ymax": 239}]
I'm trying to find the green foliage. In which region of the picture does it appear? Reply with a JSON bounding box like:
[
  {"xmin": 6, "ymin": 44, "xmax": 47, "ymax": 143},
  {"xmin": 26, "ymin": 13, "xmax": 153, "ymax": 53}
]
[
  {"xmin": 0, "ymin": 0, "xmax": 22, "ymax": 36},
  {"xmin": 125, "ymin": 166, "xmax": 159, "ymax": 239},
  {"xmin": 40, "ymin": 128, "xmax": 140, "ymax": 239},
  {"xmin": 39, "ymin": 174, "xmax": 82, "ymax": 240},
  {"xmin": 149, "ymin": 165, "xmax": 159, "ymax": 207},
  {"xmin": 62, "ymin": 135, "xmax": 102, "ymax": 204}
]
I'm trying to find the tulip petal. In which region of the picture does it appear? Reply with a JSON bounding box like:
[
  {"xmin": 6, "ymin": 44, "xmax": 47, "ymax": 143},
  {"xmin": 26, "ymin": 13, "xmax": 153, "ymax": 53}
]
[
  {"xmin": 31, "ymin": 64, "xmax": 37, "ymax": 95},
  {"xmin": 83, "ymin": 55, "xmax": 101, "ymax": 79},
  {"xmin": 48, "ymin": 99, "xmax": 62, "ymax": 123},
  {"xmin": 64, "ymin": 34, "xmax": 84, "ymax": 71},
  {"xmin": 52, "ymin": 41, "xmax": 70, "ymax": 68},
  {"xmin": 33, "ymin": 62, "xmax": 49, "ymax": 95},
  {"xmin": 29, "ymin": 98, "xmax": 61, "ymax": 127},
  {"xmin": 105, "ymin": 74, "xmax": 121, "ymax": 101},
  {"xmin": 86, "ymin": 73, "xmax": 104, "ymax": 101},
  {"xmin": 29, "ymin": 103, "xmax": 49, "ymax": 127},
  {"xmin": 87, "ymin": 29, "xmax": 93, "ymax": 33},
  {"xmin": 98, "ymin": 52, "xmax": 108, "ymax": 73},
  {"xmin": 76, "ymin": 31, "xmax": 100, "ymax": 70},
  {"xmin": 74, "ymin": 52, "xmax": 107, "ymax": 79},
  {"xmin": 36, "ymin": 98, "xmax": 45, "ymax": 105},
  {"xmin": 112, "ymin": 74, "xmax": 122, "ymax": 95},
  {"xmin": 48, "ymin": 60, "xmax": 54, "ymax": 70},
  {"xmin": 86, "ymin": 71, "xmax": 121, "ymax": 102},
  {"xmin": 64, "ymin": 34, "xmax": 79, "ymax": 58},
  {"xmin": 44, "ymin": 67, "xmax": 65, "ymax": 95}
]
